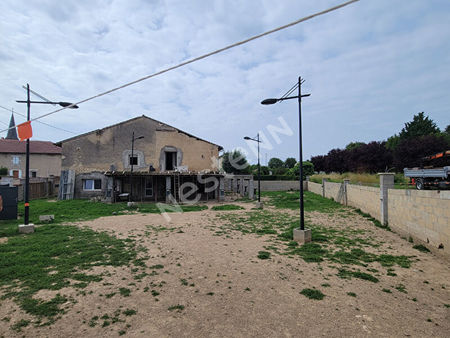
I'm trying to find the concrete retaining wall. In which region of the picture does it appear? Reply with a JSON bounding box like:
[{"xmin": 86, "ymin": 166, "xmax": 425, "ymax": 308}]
[
  {"xmin": 308, "ymin": 181, "xmax": 322, "ymax": 195},
  {"xmin": 305, "ymin": 176, "xmax": 449, "ymax": 258},
  {"xmin": 323, "ymin": 181, "xmax": 344, "ymax": 203},
  {"xmin": 259, "ymin": 180, "xmax": 306, "ymax": 191},
  {"xmin": 346, "ymin": 185, "xmax": 380, "ymax": 221},
  {"xmin": 388, "ymin": 189, "xmax": 450, "ymax": 256}
]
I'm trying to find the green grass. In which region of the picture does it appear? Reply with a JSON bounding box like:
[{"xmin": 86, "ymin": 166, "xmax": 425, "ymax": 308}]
[
  {"xmin": 168, "ymin": 304, "xmax": 185, "ymax": 311},
  {"xmin": 337, "ymin": 269, "xmax": 379, "ymax": 283},
  {"xmin": 261, "ymin": 191, "xmax": 342, "ymax": 212},
  {"xmin": 11, "ymin": 319, "xmax": 30, "ymax": 332},
  {"xmin": 211, "ymin": 204, "xmax": 244, "ymax": 211},
  {"xmin": 119, "ymin": 288, "xmax": 131, "ymax": 297},
  {"xmin": 122, "ymin": 309, "xmax": 137, "ymax": 316},
  {"xmin": 257, "ymin": 251, "xmax": 271, "ymax": 260},
  {"xmin": 300, "ymin": 288, "xmax": 325, "ymax": 300},
  {"xmin": 413, "ymin": 244, "xmax": 430, "ymax": 253},
  {"xmin": 354, "ymin": 209, "xmax": 390, "ymax": 230},
  {"xmin": 0, "ymin": 224, "xmax": 136, "ymax": 320},
  {"xmin": 0, "ymin": 199, "xmax": 208, "ymax": 238}
]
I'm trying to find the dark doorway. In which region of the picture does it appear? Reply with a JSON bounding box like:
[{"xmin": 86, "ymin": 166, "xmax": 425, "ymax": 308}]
[{"xmin": 165, "ymin": 152, "xmax": 176, "ymax": 170}]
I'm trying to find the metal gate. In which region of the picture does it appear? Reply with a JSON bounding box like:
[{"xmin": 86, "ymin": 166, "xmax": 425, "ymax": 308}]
[{"xmin": 0, "ymin": 186, "xmax": 18, "ymax": 220}]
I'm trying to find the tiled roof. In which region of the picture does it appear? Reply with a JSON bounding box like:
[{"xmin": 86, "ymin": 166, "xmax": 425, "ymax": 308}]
[{"xmin": 0, "ymin": 139, "xmax": 61, "ymax": 154}]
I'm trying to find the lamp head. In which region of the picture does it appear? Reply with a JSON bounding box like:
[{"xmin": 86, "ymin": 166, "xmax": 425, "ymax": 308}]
[
  {"xmin": 261, "ymin": 98, "xmax": 278, "ymax": 105},
  {"xmin": 244, "ymin": 136, "xmax": 251, "ymax": 140},
  {"xmin": 59, "ymin": 102, "xmax": 79, "ymax": 109}
]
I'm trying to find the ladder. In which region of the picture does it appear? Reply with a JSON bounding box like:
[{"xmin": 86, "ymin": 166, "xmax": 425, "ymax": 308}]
[{"xmin": 173, "ymin": 174, "xmax": 180, "ymax": 202}]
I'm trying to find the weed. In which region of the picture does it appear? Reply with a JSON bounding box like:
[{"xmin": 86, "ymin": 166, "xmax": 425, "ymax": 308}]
[
  {"xmin": 123, "ymin": 309, "xmax": 137, "ymax": 316},
  {"xmin": 180, "ymin": 279, "xmax": 188, "ymax": 286},
  {"xmin": 413, "ymin": 244, "xmax": 430, "ymax": 253},
  {"xmin": 347, "ymin": 292, "xmax": 357, "ymax": 297},
  {"xmin": 149, "ymin": 264, "xmax": 164, "ymax": 269},
  {"xmin": 151, "ymin": 290, "xmax": 160, "ymax": 297},
  {"xmin": 300, "ymin": 288, "xmax": 325, "ymax": 300},
  {"xmin": 321, "ymin": 283, "xmax": 331, "ymax": 287},
  {"xmin": 11, "ymin": 319, "xmax": 30, "ymax": 332},
  {"xmin": 395, "ymin": 284, "xmax": 407, "ymax": 293},
  {"xmin": 211, "ymin": 204, "xmax": 244, "ymax": 211},
  {"xmin": 382, "ymin": 288, "xmax": 392, "ymax": 293},
  {"xmin": 337, "ymin": 269, "xmax": 379, "ymax": 283},
  {"xmin": 168, "ymin": 304, "xmax": 185, "ymax": 311},
  {"xmin": 119, "ymin": 288, "xmax": 131, "ymax": 297},
  {"xmin": 257, "ymin": 251, "xmax": 271, "ymax": 260},
  {"xmin": 206, "ymin": 292, "xmax": 214, "ymax": 296}
]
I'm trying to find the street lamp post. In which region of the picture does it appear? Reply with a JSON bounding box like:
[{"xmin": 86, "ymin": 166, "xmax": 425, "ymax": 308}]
[
  {"xmin": 244, "ymin": 133, "xmax": 262, "ymax": 204},
  {"xmin": 16, "ymin": 84, "xmax": 78, "ymax": 227},
  {"xmin": 262, "ymin": 76, "xmax": 311, "ymax": 242},
  {"xmin": 130, "ymin": 132, "xmax": 144, "ymax": 203}
]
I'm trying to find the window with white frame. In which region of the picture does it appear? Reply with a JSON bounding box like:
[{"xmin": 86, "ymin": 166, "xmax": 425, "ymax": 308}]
[
  {"xmin": 12, "ymin": 156, "xmax": 20, "ymax": 165},
  {"xmin": 83, "ymin": 179, "xmax": 102, "ymax": 191}
]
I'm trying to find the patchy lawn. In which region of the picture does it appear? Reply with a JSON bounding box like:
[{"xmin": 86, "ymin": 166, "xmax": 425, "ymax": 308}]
[{"xmin": 0, "ymin": 193, "xmax": 449, "ymax": 337}]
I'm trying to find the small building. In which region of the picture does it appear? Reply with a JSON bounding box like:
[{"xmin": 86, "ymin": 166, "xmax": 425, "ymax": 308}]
[
  {"xmin": 57, "ymin": 115, "xmax": 225, "ymax": 203},
  {"xmin": 0, "ymin": 139, "xmax": 62, "ymax": 179}
]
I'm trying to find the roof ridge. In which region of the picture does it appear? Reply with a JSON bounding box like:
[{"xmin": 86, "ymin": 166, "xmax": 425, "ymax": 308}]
[{"xmin": 57, "ymin": 115, "xmax": 222, "ymax": 149}]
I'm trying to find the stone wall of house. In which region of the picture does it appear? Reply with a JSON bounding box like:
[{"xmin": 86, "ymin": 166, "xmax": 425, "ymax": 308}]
[
  {"xmin": 60, "ymin": 116, "xmax": 219, "ymax": 174},
  {"xmin": 0, "ymin": 153, "xmax": 61, "ymax": 178}
]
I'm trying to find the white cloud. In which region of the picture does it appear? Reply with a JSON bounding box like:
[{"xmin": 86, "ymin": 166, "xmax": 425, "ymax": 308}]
[{"xmin": 0, "ymin": 0, "xmax": 449, "ymax": 164}]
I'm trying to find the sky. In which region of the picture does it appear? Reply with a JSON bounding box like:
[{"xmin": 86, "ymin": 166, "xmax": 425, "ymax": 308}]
[{"xmin": 1, "ymin": 0, "xmax": 449, "ymax": 165}]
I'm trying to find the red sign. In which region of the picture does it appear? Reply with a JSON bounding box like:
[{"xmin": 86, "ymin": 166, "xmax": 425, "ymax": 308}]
[{"xmin": 17, "ymin": 121, "xmax": 33, "ymax": 141}]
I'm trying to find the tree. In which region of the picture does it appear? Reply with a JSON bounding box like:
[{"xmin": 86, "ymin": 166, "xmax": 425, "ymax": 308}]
[
  {"xmin": 393, "ymin": 134, "xmax": 450, "ymax": 170},
  {"xmin": 287, "ymin": 161, "xmax": 314, "ymax": 179},
  {"xmin": 346, "ymin": 141, "xmax": 393, "ymax": 173},
  {"xmin": 445, "ymin": 125, "xmax": 450, "ymax": 134},
  {"xmin": 345, "ymin": 142, "xmax": 365, "ymax": 151},
  {"xmin": 268, "ymin": 157, "xmax": 284, "ymax": 169},
  {"xmin": 284, "ymin": 157, "xmax": 297, "ymax": 168},
  {"xmin": 325, "ymin": 148, "xmax": 348, "ymax": 173},
  {"xmin": 399, "ymin": 112, "xmax": 440, "ymax": 140},
  {"xmin": 310, "ymin": 155, "xmax": 326, "ymax": 173},
  {"xmin": 222, "ymin": 150, "xmax": 249, "ymax": 174}
]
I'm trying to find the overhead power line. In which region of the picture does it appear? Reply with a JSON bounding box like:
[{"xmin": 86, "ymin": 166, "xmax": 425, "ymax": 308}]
[
  {"xmin": 0, "ymin": 0, "xmax": 359, "ymax": 134},
  {"xmin": 0, "ymin": 105, "xmax": 75, "ymax": 134}
]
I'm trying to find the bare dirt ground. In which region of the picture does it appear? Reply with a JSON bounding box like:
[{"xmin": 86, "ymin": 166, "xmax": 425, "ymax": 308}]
[{"xmin": 1, "ymin": 201, "xmax": 449, "ymax": 337}]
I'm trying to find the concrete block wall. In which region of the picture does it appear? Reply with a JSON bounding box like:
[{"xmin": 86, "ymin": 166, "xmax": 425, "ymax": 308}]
[
  {"xmin": 305, "ymin": 176, "xmax": 449, "ymax": 259},
  {"xmin": 346, "ymin": 185, "xmax": 380, "ymax": 221},
  {"xmin": 259, "ymin": 180, "xmax": 307, "ymax": 192},
  {"xmin": 323, "ymin": 181, "xmax": 345, "ymax": 203},
  {"xmin": 308, "ymin": 181, "xmax": 322, "ymax": 195},
  {"xmin": 388, "ymin": 189, "xmax": 450, "ymax": 256}
]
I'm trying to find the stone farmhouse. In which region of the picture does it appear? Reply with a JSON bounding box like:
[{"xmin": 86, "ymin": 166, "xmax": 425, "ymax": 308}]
[
  {"xmin": 57, "ymin": 115, "xmax": 224, "ymax": 203},
  {"xmin": 0, "ymin": 139, "xmax": 62, "ymax": 179}
]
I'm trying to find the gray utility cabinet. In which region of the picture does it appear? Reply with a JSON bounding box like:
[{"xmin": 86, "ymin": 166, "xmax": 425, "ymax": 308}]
[{"xmin": 0, "ymin": 186, "xmax": 18, "ymax": 220}]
